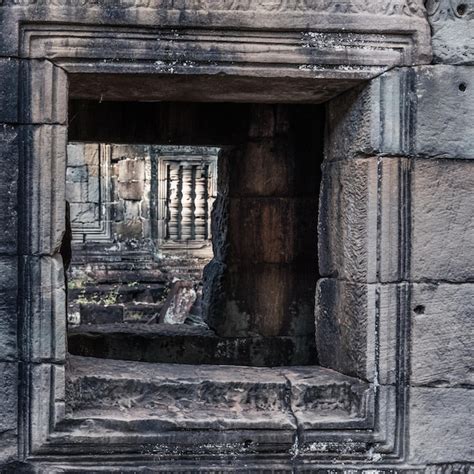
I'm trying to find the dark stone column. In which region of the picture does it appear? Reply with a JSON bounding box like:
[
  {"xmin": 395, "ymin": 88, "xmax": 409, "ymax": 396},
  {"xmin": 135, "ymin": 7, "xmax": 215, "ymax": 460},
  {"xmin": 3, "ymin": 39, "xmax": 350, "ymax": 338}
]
[{"xmin": 203, "ymin": 105, "xmax": 322, "ymax": 347}]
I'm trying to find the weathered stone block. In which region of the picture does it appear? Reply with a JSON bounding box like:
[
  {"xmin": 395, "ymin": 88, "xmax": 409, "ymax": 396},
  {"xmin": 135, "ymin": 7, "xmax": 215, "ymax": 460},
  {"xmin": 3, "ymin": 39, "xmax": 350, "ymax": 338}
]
[
  {"xmin": 70, "ymin": 202, "xmax": 98, "ymax": 225},
  {"xmin": 0, "ymin": 257, "xmax": 18, "ymax": 292},
  {"xmin": 225, "ymin": 139, "xmax": 319, "ymax": 198},
  {"xmin": 411, "ymin": 283, "xmax": 474, "ymax": 387},
  {"xmin": 411, "ymin": 159, "xmax": 474, "ymax": 281},
  {"xmin": 229, "ymin": 197, "xmax": 318, "ymax": 265},
  {"xmin": 409, "ymin": 388, "xmax": 474, "ymax": 463},
  {"xmin": 158, "ymin": 281, "xmax": 196, "ymax": 324},
  {"xmin": 326, "ymin": 69, "xmax": 414, "ymax": 160},
  {"xmin": 0, "ymin": 59, "xmax": 19, "ymax": 123},
  {"xmin": 21, "ymin": 255, "xmax": 66, "ymax": 362},
  {"xmin": 20, "ymin": 125, "xmax": 67, "ymax": 256},
  {"xmin": 316, "ymin": 279, "xmax": 400, "ymax": 384},
  {"xmin": 0, "ymin": 125, "xmax": 19, "ymax": 254},
  {"xmin": 207, "ymin": 263, "xmax": 316, "ymax": 339},
  {"xmin": 426, "ymin": 0, "xmax": 474, "ymax": 64},
  {"xmin": 80, "ymin": 304, "xmax": 124, "ymax": 325},
  {"xmin": 318, "ymin": 158, "xmax": 377, "ymax": 283},
  {"xmin": 415, "ymin": 66, "xmax": 474, "ymax": 159},
  {"xmin": 117, "ymin": 159, "xmax": 145, "ymax": 200},
  {"xmin": 114, "ymin": 220, "xmax": 143, "ymax": 240},
  {"xmin": 20, "ymin": 60, "xmax": 67, "ymax": 124},
  {"xmin": 0, "ymin": 362, "xmax": 18, "ymax": 464},
  {"xmin": 0, "ymin": 291, "xmax": 18, "ymax": 362},
  {"xmin": 316, "ymin": 279, "xmax": 370, "ymax": 380},
  {"xmin": 319, "ymin": 155, "xmax": 410, "ymax": 283},
  {"xmin": 67, "ymin": 143, "xmax": 85, "ymax": 167}
]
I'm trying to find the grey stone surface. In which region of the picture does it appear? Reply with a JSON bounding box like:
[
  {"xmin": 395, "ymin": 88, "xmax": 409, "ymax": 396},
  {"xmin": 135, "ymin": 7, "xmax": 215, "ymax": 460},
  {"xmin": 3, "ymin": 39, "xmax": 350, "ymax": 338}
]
[
  {"xmin": 68, "ymin": 323, "xmax": 317, "ymax": 367},
  {"xmin": 426, "ymin": 0, "xmax": 474, "ymax": 64},
  {"xmin": 411, "ymin": 283, "xmax": 474, "ymax": 387},
  {"xmin": 411, "ymin": 159, "xmax": 474, "ymax": 281},
  {"xmin": 316, "ymin": 279, "xmax": 401, "ymax": 385},
  {"xmin": 158, "ymin": 280, "xmax": 196, "ymax": 324},
  {"xmin": 22, "ymin": 255, "xmax": 66, "ymax": 362},
  {"xmin": 409, "ymin": 387, "xmax": 474, "ymax": 463},
  {"xmin": 319, "ymin": 156, "xmax": 410, "ymax": 284},
  {"xmin": 21, "ymin": 125, "xmax": 67, "ymax": 256},
  {"xmin": 325, "ymin": 68, "xmax": 415, "ymax": 159},
  {"xmin": 0, "ymin": 125, "xmax": 18, "ymax": 254},
  {"xmin": 21, "ymin": 60, "xmax": 67, "ymax": 125},
  {"xmin": 0, "ymin": 362, "xmax": 18, "ymax": 464},
  {"xmin": 315, "ymin": 279, "xmax": 371, "ymax": 381},
  {"xmin": 0, "ymin": 59, "xmax": 19, "ymax": 123},
  {"xmin": 318, "ymin": 157, "xmax": 377, "ymax": 283},
  {"xmin": 415, "ymin": 66, "xmax": 474, "ymax": 159},
  {"xmin": 66, "ymin": 356, "xmax": 369, "ymax": 432},
  {"xmin": 0, "ymin": 291, "xmax": 17, "ymax": 362}
]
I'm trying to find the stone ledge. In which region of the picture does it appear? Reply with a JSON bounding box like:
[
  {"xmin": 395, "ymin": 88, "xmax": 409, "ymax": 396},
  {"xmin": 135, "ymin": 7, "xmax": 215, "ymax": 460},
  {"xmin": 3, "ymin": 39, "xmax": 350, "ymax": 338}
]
[
  {"xmin": 65, "ymin": 356, "xmax": 370, "ymax": 435},
  {"xmin": 68, "ymin": 324, "xmax": 317, "ymax": 366}
]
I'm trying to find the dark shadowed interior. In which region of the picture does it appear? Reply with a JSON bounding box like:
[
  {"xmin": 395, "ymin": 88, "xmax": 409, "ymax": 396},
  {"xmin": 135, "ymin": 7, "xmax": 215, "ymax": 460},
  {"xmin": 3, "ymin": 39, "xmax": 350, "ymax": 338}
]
[{"xmin": 66, "ymin": 100, "xmax": 325, "ymax": 366}]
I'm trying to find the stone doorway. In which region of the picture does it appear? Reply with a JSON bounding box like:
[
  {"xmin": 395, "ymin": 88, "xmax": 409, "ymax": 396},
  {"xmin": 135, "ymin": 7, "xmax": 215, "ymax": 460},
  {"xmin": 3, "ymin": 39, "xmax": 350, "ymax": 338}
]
[{"xmin": 66, "ymin": 100, "xmax": 324, "ymax": 367}]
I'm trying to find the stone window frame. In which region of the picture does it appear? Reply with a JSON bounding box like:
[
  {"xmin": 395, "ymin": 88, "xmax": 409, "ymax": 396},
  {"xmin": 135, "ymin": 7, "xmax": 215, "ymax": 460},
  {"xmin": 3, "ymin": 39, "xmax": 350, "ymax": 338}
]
[
  {"xmin": 67, "ymin": 143, "xmax": 113, "ymax": 243},
  {"xmin": 16, "ymin": 16, "xmax": 426, "ymax": 466},
  {"xmin": 156, "ymin": 146, "xmax": 218, "ymax": 255}
]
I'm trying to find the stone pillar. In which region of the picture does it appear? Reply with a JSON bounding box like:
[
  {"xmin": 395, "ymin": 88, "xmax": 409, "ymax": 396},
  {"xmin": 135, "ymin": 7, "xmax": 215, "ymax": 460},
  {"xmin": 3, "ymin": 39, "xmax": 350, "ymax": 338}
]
[
  {"xmin": 167, "ymin": 163, "xmax": 181, "ymax": 240},
  {"xmin": 194, "ymin": 166, "xmax": 208, "ymax": 240},
  {"xmin": 203, "ymin": 105, "xmax": 321, "ymax": 344},
  {"xmin": 180, "ymin": 165, "xmax": 194, "ymax": 240}
]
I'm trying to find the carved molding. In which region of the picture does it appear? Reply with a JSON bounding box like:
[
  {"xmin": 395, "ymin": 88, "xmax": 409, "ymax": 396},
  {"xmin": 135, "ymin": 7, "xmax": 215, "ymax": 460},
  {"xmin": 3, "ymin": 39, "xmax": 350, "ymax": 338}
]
[
  {"xmin": 426, "ymin": 0, "xmax": 474, "ymax": 20},
  {"xmin": 16, "ymin": 20, "xmax": 415, "ymax": 467},
  {"xmin": 1, "ymin": 0, "xmax": 426, "ymax": 16}
]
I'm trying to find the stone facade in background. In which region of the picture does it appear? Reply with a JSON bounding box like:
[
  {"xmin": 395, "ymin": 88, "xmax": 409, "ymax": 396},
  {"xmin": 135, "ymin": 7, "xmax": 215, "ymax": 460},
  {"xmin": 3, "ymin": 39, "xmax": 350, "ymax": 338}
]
[
  {"xmin": 0, "ymin": 0, "xmax": 472, "ymax": 471},
  {"xmin": 65, "ymin": 143, "xmax": 217, "ymax": 326}
]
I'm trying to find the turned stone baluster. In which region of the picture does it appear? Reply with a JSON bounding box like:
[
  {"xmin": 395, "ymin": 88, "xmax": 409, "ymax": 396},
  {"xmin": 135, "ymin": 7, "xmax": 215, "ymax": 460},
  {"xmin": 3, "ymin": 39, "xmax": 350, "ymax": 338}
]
[
  {"xmin": 167, "ymin": 163, "xmax": 181, "ymax": 240},
  {"xmin": 181, "ymin": 164, "xmax": 194, "ymax": 240},
  {"xmin": 194, "ymin": 165, "xmax": 208, "ymax": 240}
]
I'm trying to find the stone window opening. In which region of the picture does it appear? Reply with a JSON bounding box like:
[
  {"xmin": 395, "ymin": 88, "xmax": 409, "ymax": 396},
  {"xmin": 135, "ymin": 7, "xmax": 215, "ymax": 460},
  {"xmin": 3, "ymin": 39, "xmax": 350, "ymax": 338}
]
[
  {"xmin": 66, "ymin": 100, "xmax": 324, "ymax": 367},
  {"xmin": 8, "ymin": 12, "xmax": 432, "ymax": 465}
]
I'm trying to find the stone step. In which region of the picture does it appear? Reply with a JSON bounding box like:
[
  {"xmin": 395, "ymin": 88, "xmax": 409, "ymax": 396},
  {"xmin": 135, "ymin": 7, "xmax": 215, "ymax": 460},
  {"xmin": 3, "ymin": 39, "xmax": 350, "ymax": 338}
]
[
  {"xmin": 68, "ymin": 324, "xmax": 318, "ymax": 366},
  {"xmin": 69, "ymin": 283, "xmax": 167, "ymax": 304},
  {"xmin": 65, "ymin": 356, "xmax": 371, "ymax": 433},
  {"xmin": 76, "ymin": 303, "xmax": 163, "ymax": 325}
]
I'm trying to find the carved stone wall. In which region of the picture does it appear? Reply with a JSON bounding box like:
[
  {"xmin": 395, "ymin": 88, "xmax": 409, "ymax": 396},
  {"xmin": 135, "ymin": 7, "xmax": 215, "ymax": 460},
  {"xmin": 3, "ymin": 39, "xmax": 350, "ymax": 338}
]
[{"xmin": 0, "ymin": 0, "xmax": 472, "ymax": 471}]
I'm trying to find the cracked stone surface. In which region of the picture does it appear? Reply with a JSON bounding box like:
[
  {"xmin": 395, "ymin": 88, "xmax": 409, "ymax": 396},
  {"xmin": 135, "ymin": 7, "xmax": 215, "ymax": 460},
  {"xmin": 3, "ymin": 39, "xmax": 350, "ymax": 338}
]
[{"xmin": 66, "ymin": 356, "xmax": 370, "ymax": 433}]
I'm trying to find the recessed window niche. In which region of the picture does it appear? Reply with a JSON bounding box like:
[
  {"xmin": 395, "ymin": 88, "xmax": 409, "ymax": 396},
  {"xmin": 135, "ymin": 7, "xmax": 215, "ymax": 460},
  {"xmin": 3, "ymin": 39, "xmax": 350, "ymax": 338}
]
[{"xmin": 66, "ymin": 100, "xmax": 324, "ymax": 367}]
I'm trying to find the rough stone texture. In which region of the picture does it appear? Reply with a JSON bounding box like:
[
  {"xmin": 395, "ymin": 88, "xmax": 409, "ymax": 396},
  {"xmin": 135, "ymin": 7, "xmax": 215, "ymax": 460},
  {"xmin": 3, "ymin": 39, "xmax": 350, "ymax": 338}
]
[
  {"xmin": 318, "ymin": 157, "xmax": 377, "ymax": 283},
  {"xmin": 426, "ymin": 0, "xmax": 474, "ymax": 64},
  {"xmin": 21, "ymin": 60, "xmax": 67, "ymax": 125},
  {"xmin": 158, "ymin": 281, "xmax": 196, "ymax": 325},
  {"xmin": 0, "ymin": 125, "xmax": 18, "ymax": 255},
  {"xmin": 1, "ymin": 0, "xmax": 473, "ymax": 469},
  {"xmin": 315, "ymin": 279, "xmax": 371, "ymax": 381},
  {"xmin": 415, "ymin": 66, "xmax": 474, "ymax": 159},
  {"xmin": 204, "ymin": 105, "xmax": 322, "ymax": 347},
  {"xmin": 117, "ymin": 158, "xmax": 145, "ymax": 201},
  {"xmin": 409, "ymin": 388, "xmax": 474, "ymax": 464},
  {"xmin": 325, "ymin": 68, "xmax": 415, "ymax": 160},
  {"xmin": 327, "ymin": 66, "xmax": 474, "ymax": 160},
  {"xmin": 411, "ymin": 283, "xmax": 474, "ymax": 387},
  {"xmin": 68, "ymin": 324, "xmax": 317, "ymax": 367},
  {"xmin": 66, "ymin": 356, "xmax": 369, "ymax": 432},
  {"xmin": 21, "ymin": 125, "xmax": 67, "ymax": 256},
  {"xmin": 411, "ymin": 159, "xmax": 474, "ymax": 281},
  {"xmin": 0, "ymin": 362, "xmax": 18, "ymax": 464},
  {"xmin": 0, "ymin": 291, "xmax": 17, "ymax": 362},
  {"xmin": 22, "ymin": 255, "xmax": 66, "ymax": 362},
  {"xmin": 316, "ymin": 279, "xmax": 401, "ymax": 385},
  {"xmin": 0, "ymin": 59, "xmax": 18, "ymax": 123}
]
